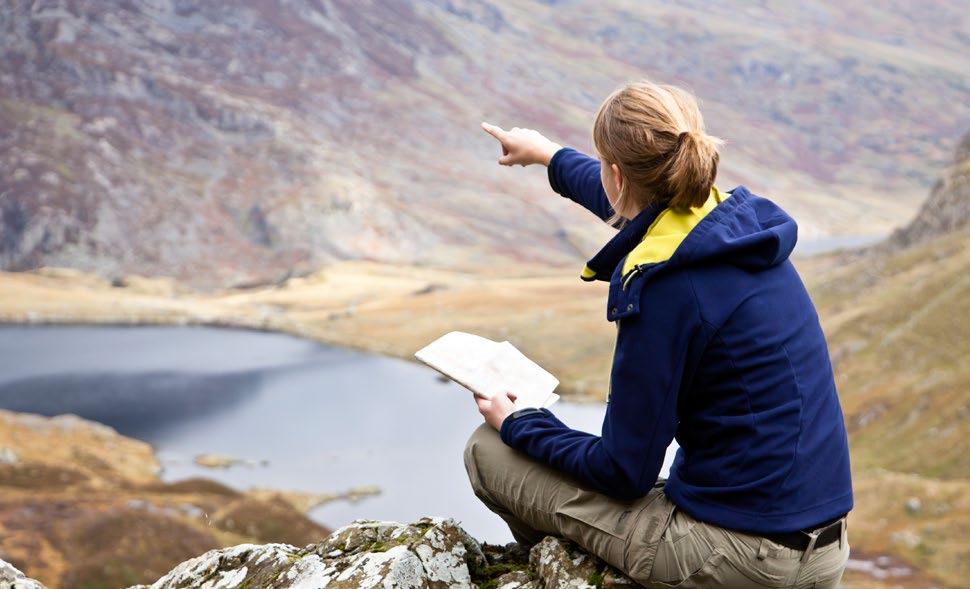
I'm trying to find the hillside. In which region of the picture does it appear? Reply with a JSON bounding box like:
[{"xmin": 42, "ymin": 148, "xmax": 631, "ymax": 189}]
[
  {"xmin": 2, "ymin": 0, "xmax": 968, "ymax": 287},
  {"xmin": 0, "ymin": 410, "xmax": 334, "ymax": 589},
  {"xmin": 812, "ymin": 227, "xmax": 968, "ymax": 480},
  {"xmin": 798, "ymin": 133, "xmax": 969, "ymax": 587},
  {"xmin": 803, "ymin": 132, "xmax": 969, "ymax": 480}
]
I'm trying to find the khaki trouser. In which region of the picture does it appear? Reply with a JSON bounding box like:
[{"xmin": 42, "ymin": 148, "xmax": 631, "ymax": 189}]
[{"xmin": 463, "ymin": 422, "xmax": 849, "ymax": 589}]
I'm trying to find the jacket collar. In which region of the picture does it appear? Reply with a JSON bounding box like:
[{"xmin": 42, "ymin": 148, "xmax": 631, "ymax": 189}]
[
  {"xmin": 580, "ymin": 186, "xmax": 731, "ymax": 284},
  {"xmin": 580, "ymin": 200, "xmax": 667, "ymax": 283}
]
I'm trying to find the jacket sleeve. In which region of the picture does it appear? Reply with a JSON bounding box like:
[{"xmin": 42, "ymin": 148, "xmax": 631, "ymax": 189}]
[
  {"xmin": 499, "ymin": 274, "xmax": 707, "ymax": 500},
  {"xmin": 547, "ymin": 147, "xmax": 618, "ymax": 225}
]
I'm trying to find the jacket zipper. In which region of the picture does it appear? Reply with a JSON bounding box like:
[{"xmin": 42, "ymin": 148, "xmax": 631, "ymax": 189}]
[{"xmin": 622, "ymin": 263, "xmax": 646, "ymax": 291}]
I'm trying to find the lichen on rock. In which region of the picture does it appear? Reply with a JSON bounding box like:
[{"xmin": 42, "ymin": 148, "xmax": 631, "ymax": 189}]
[
  {"xmin": 121, "ymin": 516, "xmax": 641, "ymax": 589},
  {"xmin": 529, "ymin": 536, "xmax": 600, "ymax": 589}
]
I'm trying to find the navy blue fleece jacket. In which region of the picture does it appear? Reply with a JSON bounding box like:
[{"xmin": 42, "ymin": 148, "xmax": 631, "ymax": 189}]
[{"xmin": 499, "ymin": 146, "xmax": 853, "ymax": 534}]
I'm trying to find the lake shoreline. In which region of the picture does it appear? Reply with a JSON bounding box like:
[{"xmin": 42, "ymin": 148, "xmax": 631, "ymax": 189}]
[
  {"xmin": 0, "ymin": 407, "xmax": 334, "ymax": 588},
  {"xmin": 0, "ymin": 317, "xmax": 609, "ymax": 404},
  {"xmin": 0, "ymin": 263, "xmax": 621, "ymax": 402},
  {"xmin": 0, "ymin": 323, "xmax": 616, "ymax": 544}
]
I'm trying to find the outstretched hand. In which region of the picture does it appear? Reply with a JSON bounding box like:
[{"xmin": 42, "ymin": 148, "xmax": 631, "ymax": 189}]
[
  {"xmin": 480, "ymin": 122, "xmax": 562, "ymax": 167},
  {"xmin": 476, "ymin": 391, "xmax": 518, "ymax": 431}
]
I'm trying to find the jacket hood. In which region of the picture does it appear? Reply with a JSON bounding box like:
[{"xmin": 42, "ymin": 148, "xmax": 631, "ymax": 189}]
[
  {"xmin": 581, "ymin": 185, "xmax": 798, "ymax": 283},
  {"xmin": 667, "ymin": 185, "xmax": 798, "ymax": 271}
]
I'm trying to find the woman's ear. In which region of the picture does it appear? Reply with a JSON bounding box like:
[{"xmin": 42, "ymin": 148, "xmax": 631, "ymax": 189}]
[{"xmin": 611, "ymin": 162, "xmax": 624, "ymax": 197}]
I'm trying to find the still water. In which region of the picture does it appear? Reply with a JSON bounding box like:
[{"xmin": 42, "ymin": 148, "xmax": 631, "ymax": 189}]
[{"xmin": 0, "ymin": 325, "xmax": 677, "ymax": 542}]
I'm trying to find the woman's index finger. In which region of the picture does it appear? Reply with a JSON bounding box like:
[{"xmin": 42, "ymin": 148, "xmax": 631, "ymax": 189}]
[{"xmin": 480, "ymin": 121, "xmax": 508, "ymax": 142}]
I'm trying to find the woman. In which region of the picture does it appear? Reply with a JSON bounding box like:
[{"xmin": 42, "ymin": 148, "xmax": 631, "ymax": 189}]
[{"xmin": 465, "ymin": 80, "xmax": 853, "ymax": 589}]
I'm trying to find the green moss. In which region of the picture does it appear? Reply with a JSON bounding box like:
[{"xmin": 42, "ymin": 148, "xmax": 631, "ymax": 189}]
[
  {"xmin": 468, "ymin": 562, "xmax": 532, "ymax": 589},
  {"xmin": 587, "ymin": 569, "xmax": 605, "ymax": 588}
]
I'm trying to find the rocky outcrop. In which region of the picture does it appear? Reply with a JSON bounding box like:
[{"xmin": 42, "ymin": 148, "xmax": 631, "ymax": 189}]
[
  {"xmin": 888, "ymin": 131, "xmax": 970, "ymax": 250},
  {"xmin": 0, "ymin": 559, "xmax": 46, "ymax": 589},
  {"xmin": 123, "ymin": 516, "xmax": 640, "ymax": 589}
]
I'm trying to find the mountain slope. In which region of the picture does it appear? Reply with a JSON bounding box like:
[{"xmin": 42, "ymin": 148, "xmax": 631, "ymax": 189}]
[
  {"xmin": 803, "ymin": 132, "xmax": 970, "ymax": 479},
  {"xmin": 796, "ymin": 133, "xmax": 969, "ymax": 588},
  {"xmin": 2, "ymin": 0, "xmax": 968, "ymax": 287}
]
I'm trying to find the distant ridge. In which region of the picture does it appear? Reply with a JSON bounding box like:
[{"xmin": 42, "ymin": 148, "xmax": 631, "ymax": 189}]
[{"xmin": 889, "ymin": 132, "xmax": 970, "ymax": 249}]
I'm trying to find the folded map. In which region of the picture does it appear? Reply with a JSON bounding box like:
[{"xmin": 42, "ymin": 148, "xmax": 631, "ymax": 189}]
[{"xmin": 414, "ymin": 331, "xmax": 560, "ymax": 409}]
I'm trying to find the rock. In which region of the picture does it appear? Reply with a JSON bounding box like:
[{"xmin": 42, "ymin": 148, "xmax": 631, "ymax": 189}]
[
  {"xmin": 888, "ymin": 131, "xmax": 970, "ymax": 250},
  {"xmin": 0, "ymin": 447, "xmax": 19, "ymax": 465},
  {"xmin": 132, "ymin": 517, "xmax": 472, "ymax": 589},
  {"xmin": 602, "ymin": 568, "xmax": 642, "ymax": 588},
  {"xmin": 456, "ymin": 528, "xmax": 489, "ymax": 572},
  {"xmin": 890, "ymin": 529, "xmax": 922, "ymax": 549},
  {"xmin": 493, "ymin": 570, "xmax": 535, "ymax": 589},
  {"xmin": 124, "ymin": 543, "xmax": 294, "ymax": 589},
  {"xmin": 529, "ymin": 537, "xmax": 600, "ymax": 589},
  {"xmin": 0, "ymin": 558, "xmax": 46, "ymax": 589},
  {"xmin": 904, "ymin": 496, "xmax": 922, "ymax": 515},
  {"xmin": 129, "ymin": 517, "xmax": 642, "ymax": 589}
]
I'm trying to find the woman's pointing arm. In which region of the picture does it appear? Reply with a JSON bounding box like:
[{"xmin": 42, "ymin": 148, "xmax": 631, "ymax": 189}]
[{"xmin": 480, "ymin": 122, "xmax": 616, "ymax": 223}]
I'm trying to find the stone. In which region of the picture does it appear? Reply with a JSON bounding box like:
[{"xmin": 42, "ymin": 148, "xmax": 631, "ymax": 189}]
[
  {"xmin": 493, "ymin": 570, "xmax": 535, "ymax": 589},
  {"xmin": 904, "ymin": 496, "xmax": 922, "ymax": 515},
  {"xmin": 125, "ymin": 517, "xmax": 643, "ymax": 589},
  {"xmin": 890, "ymin": 529, "xmax": 922, "ymax": 549},
  {"xmin": 0, "ymin": 558, "xmax": 47, "ymax": 589},
  {"xmin": 529, "ymin": 537, "xmax": 600, "ymax": 589},
  {"xmin": 0, "ymin": 447, "xmax": 19, "ymax": 465},
  {"xmin": 131, "ymin": 517, "xmax": 472, "ymax": 589},
  {"xmin": 601, "ymin": 568, "xmax": 643, "ymax": 588}
]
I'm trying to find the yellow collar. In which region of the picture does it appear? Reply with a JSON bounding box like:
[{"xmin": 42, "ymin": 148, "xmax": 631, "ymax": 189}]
[{"xmin": 620, "ymin": 186, "xmax": 728, "ymax": 276}]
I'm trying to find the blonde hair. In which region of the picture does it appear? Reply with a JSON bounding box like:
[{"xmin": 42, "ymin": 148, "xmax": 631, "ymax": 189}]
[{"xmin": 592, "ymin": 80, "xmax": 723, "ymax": 225}]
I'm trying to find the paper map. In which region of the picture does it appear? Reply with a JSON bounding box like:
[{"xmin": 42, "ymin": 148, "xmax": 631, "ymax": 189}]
[{"xmin": 414, "ymin": 331, "xmax": 560, "ymax": 409}]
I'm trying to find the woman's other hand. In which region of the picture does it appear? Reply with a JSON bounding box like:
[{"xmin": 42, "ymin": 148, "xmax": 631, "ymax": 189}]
[
  {"xmin": 481, "ymin": 122, "xmax": 562, "ymax": 167},
  {"xmin": 476, "ymin": 391, "xmax": 518, "ymax": 430}
]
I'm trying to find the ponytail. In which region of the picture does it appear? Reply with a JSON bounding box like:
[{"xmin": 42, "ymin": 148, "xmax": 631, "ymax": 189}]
[{"xmin": 665, "ymin": 130, "xmax": 720, "ymax": 210}]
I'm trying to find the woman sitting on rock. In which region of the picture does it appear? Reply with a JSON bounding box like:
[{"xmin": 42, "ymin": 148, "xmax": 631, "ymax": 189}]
[{"xmin": 468, "ymin": 79, "xmax": 853, "ymax": 589}]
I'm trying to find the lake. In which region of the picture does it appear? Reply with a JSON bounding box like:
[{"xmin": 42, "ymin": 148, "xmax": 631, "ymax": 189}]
[{"xmin": 0, "ymin": 325, "xmax": 677, "ymax": 543}]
